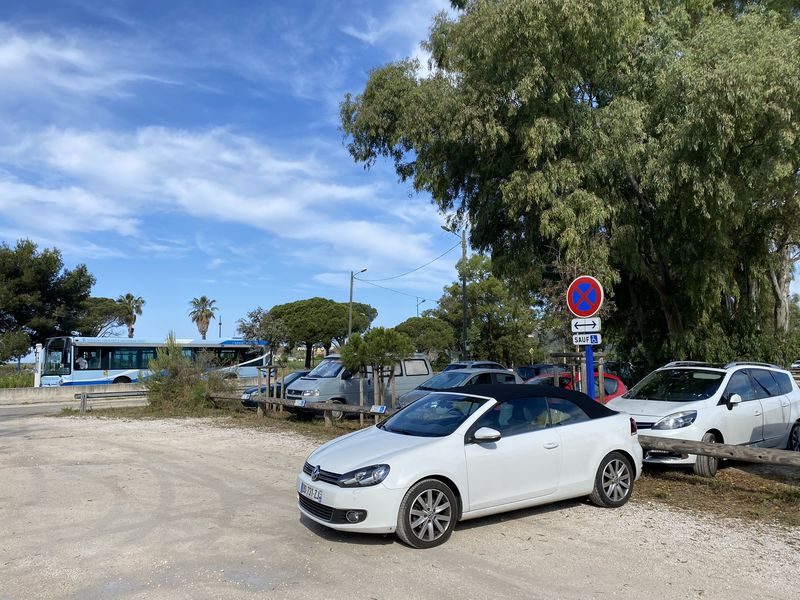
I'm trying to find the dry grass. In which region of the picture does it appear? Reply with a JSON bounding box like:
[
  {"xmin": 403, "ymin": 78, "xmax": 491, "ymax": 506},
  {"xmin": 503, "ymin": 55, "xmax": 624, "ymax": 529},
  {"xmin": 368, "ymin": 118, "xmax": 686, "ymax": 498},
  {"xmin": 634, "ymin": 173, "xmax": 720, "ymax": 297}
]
[
  {"xmin": 635, "ymin": 463, "xmax": 800, "ymax": 527},
  {"xmin": 59, "ymin": 405, "xmax": 799, "ymax": 526}
]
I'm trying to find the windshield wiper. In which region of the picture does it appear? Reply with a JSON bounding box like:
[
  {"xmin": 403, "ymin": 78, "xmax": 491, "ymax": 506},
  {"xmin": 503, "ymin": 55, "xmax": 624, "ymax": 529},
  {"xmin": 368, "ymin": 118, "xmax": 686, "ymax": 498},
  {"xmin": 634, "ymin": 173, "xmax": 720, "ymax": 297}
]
[{"xmin": 386, "ymin": 427, "xmax": 416, "ymax": 436}]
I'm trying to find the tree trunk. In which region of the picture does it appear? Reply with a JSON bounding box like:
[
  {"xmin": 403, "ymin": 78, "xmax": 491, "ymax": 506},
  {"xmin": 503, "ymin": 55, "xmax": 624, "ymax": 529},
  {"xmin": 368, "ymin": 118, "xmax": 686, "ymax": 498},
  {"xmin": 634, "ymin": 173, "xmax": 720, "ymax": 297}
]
[
  {"xmin": 769, "ymin": 246, "xmax": 792, "ymax": 336},
  {"xmin": 304, "ymin": 342, "xmax": 313, "ymax": 368},
  {"xmin": 626, "ymin": 276, "xmax": 657, "ymax": 368}
]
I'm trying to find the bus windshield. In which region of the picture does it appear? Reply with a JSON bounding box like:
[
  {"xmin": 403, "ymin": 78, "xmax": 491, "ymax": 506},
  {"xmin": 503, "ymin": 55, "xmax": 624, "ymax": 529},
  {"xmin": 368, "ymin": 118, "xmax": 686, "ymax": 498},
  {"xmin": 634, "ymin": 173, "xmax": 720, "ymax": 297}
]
[{"xmin": 43, "ymin": 338, "xmax": 72, "ymax": 376}]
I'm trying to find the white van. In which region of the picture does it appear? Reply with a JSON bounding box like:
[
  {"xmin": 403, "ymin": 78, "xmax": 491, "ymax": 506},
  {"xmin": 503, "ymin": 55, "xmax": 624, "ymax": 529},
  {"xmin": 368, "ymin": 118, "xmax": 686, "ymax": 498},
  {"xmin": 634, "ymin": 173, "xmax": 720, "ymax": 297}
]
[{"xmin": 285, "ymin": 354, "xmax": 433, "ymax": 415}]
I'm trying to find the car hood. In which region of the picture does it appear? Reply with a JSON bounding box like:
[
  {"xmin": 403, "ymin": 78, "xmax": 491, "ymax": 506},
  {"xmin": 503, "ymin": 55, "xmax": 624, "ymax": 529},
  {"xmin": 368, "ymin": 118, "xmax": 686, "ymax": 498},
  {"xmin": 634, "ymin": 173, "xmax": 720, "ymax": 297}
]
[
  {"xmin": 607, "ymin": 396, "xmax": 709, "ymax": 418},
  {"xmin": 307, "ymin": 426, "xmax": 443, "ymax": 474},
  {"xmin": 285, "ymin": 377, "xmax": 326, "ymax": 392}
]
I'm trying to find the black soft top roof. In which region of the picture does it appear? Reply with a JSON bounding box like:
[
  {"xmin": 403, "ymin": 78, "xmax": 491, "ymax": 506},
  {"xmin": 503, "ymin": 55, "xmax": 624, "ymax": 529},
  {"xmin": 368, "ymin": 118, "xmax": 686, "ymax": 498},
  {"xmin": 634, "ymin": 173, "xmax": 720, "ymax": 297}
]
[{"xmin": 451, "ymin": 384, "xmax": 618, "ymax": 419}]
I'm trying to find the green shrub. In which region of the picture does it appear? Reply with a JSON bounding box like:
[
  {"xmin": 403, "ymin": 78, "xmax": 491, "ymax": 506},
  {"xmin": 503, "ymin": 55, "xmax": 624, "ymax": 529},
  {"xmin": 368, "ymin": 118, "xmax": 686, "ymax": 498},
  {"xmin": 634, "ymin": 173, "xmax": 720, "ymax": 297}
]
[
  {"xmin": 0, "ymin": 369, "xmax": 34, "ymax": 388},
  {"xmin": 143, "ymin": 336, "xmax": 235, "ymax": 414}
]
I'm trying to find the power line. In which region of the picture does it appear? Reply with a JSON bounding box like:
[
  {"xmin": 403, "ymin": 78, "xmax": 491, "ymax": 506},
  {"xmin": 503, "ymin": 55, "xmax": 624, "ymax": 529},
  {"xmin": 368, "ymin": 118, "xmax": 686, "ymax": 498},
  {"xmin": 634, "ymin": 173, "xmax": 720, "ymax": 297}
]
[
  {"xmin": 360, "ymin": 241, "xmax": 461, "ymax": 282},
  {"xmin": 354, "ymin": 277, "xmax": 437, "ymax": 303}
]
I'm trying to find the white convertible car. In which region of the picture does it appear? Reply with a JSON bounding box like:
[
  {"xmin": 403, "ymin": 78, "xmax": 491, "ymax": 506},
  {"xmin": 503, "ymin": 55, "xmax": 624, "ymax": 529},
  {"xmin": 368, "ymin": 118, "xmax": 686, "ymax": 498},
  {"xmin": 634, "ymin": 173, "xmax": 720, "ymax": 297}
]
[{"xmin": 297, "ymin": 384, "xmax": 642, "ymax": 548}]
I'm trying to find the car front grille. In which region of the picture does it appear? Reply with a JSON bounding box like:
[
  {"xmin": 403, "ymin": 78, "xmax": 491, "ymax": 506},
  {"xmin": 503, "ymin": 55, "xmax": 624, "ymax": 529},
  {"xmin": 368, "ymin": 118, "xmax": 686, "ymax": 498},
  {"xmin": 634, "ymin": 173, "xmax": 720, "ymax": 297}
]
[
  {"xmin": 298, "ymin": 495, "xmax": 334, "ymax": 521},
  {"xmin": 287, "ymin": 388, "xmax": 301, "ymax": 397},
  {"xmin": 636, "ymin": 421, "xmax": 654, "ymax": 429},
  {"xmin": 303, "ymin": 462, "xmax": 342, "ymax": 485}
]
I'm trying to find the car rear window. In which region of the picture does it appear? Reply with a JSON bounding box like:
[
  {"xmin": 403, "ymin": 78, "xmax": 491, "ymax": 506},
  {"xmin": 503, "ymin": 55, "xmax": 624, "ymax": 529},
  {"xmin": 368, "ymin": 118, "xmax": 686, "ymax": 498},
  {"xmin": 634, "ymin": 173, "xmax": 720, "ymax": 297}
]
[
  {"xmin": 750, "ymin": 369, "xmax": 781, "ymax": 398},
  {"xmin": 546, "ymin": 397, "xmax": 591, "ymax": 426},
  {"xmin": 773, "ymin": 371, "xmax": 794, "ymax": 395}
]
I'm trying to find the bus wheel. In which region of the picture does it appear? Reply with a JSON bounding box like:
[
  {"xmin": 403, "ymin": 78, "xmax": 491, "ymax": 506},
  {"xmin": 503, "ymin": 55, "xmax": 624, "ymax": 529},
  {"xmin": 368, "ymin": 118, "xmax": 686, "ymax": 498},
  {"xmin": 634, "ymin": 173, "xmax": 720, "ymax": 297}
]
[{"xmin": 112, "ymin": 376, "xmax": 131, "ymax": 384}]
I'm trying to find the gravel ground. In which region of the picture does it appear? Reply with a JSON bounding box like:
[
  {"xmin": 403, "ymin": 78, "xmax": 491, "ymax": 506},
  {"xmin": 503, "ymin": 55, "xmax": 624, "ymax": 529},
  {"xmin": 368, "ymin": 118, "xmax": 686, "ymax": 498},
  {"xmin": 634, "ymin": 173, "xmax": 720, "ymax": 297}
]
[{"xmin": 0, "ymin": 416, "xmax": 797, "ymax": 600}]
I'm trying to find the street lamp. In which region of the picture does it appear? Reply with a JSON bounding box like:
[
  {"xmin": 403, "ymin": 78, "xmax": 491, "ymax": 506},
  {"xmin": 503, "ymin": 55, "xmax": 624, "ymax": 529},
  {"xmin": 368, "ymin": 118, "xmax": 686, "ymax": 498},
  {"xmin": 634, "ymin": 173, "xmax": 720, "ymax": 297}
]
[
  {"xmin": 441, "ymin": 224, "xmax": 468, "ymax": 360},
  {"xmin": 416, "ymin": 297, "xmax": 426, "ymax": 317},
  {"xmin": 348, "ymin": 268, "xmax": 368, "ymax": 339}
]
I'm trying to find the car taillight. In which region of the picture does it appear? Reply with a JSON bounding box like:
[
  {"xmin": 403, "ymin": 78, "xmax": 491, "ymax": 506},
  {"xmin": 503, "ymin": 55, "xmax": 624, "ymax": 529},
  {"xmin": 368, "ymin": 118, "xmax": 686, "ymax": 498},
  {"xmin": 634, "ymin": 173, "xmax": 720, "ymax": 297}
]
[{"xmin": 630, "ymin": 417, "xmax": 638, "ymax": 435}]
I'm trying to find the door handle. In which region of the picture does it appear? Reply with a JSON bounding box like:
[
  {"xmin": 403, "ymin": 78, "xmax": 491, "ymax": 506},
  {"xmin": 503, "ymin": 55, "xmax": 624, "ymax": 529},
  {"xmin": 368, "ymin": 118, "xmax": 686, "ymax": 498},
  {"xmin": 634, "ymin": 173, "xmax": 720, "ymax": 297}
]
[
  {"xmin": 543, "ymin": 442, "xmax": 559, "ymax": 450},
  {"xmin": 754, "ymin": 411, "xmax": 762, "ymax": 417}
]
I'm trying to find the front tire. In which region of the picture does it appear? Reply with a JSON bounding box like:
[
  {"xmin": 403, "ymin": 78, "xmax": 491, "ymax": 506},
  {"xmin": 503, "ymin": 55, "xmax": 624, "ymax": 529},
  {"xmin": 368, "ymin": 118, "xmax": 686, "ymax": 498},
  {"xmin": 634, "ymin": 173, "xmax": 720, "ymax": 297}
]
[
  {"xmin": 396, "ymin": 479, "xmax": 457, "ymax": 549},
  {"xmin": 329, "ymin": 399, "xmax": 346, "ymax": 422},
  {"xmin": 693, "ymin": 432, "xmax": 719, "ymax": 477},
  {"xmin": 589, "ymin": 452, "xmax": 634, "ymax": 508},
  {"xmin": 788, "ymin": 422, "xmax": 800, "ymax": 452}
]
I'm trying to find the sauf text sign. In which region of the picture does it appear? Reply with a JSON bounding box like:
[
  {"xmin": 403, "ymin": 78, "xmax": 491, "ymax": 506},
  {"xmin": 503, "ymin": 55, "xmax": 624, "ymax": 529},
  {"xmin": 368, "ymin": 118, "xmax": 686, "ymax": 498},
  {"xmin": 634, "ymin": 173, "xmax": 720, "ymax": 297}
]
[{"xmin": 572, "ymin": 333, "xmax": 602, "ymax": 346}]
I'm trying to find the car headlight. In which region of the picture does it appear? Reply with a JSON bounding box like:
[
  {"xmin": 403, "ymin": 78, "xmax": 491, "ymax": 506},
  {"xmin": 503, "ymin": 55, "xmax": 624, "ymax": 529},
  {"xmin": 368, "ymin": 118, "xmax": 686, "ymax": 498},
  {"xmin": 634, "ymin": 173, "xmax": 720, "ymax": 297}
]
[
  {"xmin": 338, "ymin": 464, "xmax": 390, "ymax": 488},
  {"xmin": 302, "ymin": 389, "xmax": 320, "ymax": 396},
  {"xmin": 653, "ymin": 410, "xmax": 698, "ymax": 430},
  {"xmin": 241, "ymin": 393, "xmax": 251, "ymax": 400}
]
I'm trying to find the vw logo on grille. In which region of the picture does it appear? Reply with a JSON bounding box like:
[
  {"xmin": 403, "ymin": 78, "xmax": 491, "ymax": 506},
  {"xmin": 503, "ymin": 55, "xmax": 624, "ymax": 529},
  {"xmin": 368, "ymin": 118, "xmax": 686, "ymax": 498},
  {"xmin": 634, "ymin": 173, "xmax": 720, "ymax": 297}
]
[{"xmin": 311, "ymin": 465, "xmax": 321, "ymax": 482}]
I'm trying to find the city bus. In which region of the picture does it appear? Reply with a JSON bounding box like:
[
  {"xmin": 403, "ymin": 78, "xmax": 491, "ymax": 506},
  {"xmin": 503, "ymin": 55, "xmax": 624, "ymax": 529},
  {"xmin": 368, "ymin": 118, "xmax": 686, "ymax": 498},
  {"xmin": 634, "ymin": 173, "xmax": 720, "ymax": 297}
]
[{"xmin": 37, "ymin": 336, "xmax": 269, "ymax": 387}]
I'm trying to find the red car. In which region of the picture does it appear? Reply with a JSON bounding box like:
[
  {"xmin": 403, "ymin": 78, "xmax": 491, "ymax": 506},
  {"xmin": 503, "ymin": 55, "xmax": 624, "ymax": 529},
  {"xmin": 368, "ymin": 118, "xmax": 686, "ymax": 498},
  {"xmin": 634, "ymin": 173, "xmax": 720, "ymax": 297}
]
[{"xmin": 526, "ymin": 371, "xmax": 628, "ymax": 403}]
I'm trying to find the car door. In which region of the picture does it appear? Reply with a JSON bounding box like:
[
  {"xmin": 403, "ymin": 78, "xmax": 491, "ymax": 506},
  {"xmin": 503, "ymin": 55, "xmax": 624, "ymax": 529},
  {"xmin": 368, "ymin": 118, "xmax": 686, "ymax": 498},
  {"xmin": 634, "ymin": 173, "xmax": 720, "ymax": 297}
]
[
  {"xmin": 749, "ymin": 369, "xmax": 791, "ymax": 446},
  {"xmin": 721, "ymin": 370, "xmax": 763, "ymax": 444},
  {"xmin": 464, "ymin": 397, "xmax": 561, "ymax": 511}
]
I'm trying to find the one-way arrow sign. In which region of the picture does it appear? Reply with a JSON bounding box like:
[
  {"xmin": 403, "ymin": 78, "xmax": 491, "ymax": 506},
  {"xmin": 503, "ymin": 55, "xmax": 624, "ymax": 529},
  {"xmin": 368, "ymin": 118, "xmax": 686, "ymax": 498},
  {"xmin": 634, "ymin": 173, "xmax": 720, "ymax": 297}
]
[{"xmin": 571, "ymin": 317, "xmax": 601, "ymax": 333}]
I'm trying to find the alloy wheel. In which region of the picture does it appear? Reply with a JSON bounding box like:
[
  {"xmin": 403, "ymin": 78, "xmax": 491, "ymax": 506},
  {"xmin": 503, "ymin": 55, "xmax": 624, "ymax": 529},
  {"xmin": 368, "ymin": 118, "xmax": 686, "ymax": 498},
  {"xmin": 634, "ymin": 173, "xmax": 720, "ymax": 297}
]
[
  {"xmin": 601, "ymin": 458, "xmax": 631, "ymax": 502},
  {"xmin": 408, "ymin": 489, "xmax": 452, "ymax": 542}
]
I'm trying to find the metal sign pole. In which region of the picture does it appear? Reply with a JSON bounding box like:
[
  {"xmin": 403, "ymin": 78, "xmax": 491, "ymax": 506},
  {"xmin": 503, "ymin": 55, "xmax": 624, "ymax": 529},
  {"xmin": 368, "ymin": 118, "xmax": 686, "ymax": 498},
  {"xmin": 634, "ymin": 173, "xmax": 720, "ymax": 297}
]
[{"xmin": 585, "ymin": 344, "xmax": 595, "ymax": 400}]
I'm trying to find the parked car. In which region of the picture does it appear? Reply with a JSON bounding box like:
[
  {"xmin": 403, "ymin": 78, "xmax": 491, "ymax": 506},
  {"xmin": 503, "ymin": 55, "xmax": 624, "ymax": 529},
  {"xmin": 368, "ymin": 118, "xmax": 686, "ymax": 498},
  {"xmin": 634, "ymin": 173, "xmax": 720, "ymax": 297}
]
[
  {"xmin": 527, "ymin": 371, "xmax": 628, "ymax": 403},
  {"xmin": 241, "ymin": 370, "xmax": 310, "ymax": 408},
  {"xmin": 791, "ymin": 360, "xmax": 800, "ymax": 370},
  {"xmin": 608, "ymin": 361, "xmax": 800, "ymax": 477},
  {"xmin": 398, "ymin": 368, "xmax": 522, "ymax": 408},
  {"xmin": 285, "ymin": 354, "xmax": 433, "ymax": 418},
  {"xmin": 297, "ymin": 384, "xmax": 642, "ymax": 548},
  {"xmin": 514, "ymin": 363, "xmax": 559, "ymax": 381},
  {"xmin": 443, "ymin": 360, "xmax": 507, "ymax": 372}
]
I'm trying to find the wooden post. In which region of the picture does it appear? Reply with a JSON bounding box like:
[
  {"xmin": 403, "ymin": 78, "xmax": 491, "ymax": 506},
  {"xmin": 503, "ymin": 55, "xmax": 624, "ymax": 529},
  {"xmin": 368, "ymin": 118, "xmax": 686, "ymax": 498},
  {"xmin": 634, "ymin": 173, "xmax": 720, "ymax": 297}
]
[
  {"xmin": 579, "ymin": 348, "xmax": 587, "ymax": 394},
  {"xmin": 391, "ymin": 374, "xmax": 397, "ymax": 409},
  {"xmin": 597, "ymin": 355, "xmax": 606, "ymax": 404},
  {"xmin": 80, "ymin": 391, "xmax": 88, "ymax": 414},
  {"xmin": 358, "ymin": 370, "xmax": 364, "ymax": 428},
  {"xmin": 639, "ymin": 435, "xmax": 800, "ymax": 467},
  {"xmin": 256, "ymin": 367, "xmax": 264, "ymax": 417}
]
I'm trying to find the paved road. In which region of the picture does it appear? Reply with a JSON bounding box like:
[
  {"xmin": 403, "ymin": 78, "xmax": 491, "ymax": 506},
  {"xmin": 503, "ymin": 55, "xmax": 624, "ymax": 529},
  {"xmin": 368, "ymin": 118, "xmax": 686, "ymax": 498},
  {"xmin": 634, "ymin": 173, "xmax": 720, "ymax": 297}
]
[{"xmin": 1, "ymin": 416, "xmax": 797, "ymax": 600}]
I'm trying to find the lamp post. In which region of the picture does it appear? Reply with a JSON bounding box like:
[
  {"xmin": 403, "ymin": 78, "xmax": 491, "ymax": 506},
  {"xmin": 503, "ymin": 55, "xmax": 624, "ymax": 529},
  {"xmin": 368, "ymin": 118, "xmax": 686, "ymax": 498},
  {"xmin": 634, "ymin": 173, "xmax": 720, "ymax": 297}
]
[
  {"xmin": 416, "ymin": 297, "xmax": 426, "ymax": 317},
  {"xmin": 441, "ymin": 224, "xmax": 468, "ymax": 360},
  {"xmin": 348, "ymin": 268, "xmax": 368, "ymax": 339},
  {"xmin": 218, "ymin": 315, "xmax": 222, "ymax": 338}
]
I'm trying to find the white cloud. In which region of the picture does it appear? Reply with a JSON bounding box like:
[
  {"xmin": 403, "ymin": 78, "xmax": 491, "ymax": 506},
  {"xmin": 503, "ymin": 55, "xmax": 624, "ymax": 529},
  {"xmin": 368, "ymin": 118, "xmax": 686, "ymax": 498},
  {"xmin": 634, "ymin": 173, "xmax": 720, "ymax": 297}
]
[{"xmin": 0, "ymin": 125, "xmax": 447, "ymax": 274}]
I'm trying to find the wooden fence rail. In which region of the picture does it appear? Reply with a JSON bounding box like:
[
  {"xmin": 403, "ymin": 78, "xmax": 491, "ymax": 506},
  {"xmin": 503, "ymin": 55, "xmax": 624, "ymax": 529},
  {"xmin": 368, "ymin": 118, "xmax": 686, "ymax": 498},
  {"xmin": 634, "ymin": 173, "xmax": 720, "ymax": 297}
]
[{"xmin": 638, "ymin": 434, "xmax": 800, "ymax": 467}]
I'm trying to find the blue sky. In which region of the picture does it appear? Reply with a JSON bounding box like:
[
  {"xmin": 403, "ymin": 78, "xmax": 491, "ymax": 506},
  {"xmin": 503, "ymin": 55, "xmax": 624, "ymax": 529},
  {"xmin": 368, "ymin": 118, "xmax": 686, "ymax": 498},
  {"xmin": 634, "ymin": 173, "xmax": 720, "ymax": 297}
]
[{"xmin": 0, "ymin": 0, "xmax": 464, "ymax": 340}]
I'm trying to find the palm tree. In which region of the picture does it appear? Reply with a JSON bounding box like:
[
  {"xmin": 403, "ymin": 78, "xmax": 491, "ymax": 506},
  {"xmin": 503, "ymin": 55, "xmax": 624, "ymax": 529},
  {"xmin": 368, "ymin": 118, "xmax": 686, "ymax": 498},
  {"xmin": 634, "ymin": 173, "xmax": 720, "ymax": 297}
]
[
  {"xmin": 117, "ymin": 293, "xmax": 145, "ymax": 338},
  {"xmin": 189, "ymin": 296, "xmax": 218, "ymax": 340}
]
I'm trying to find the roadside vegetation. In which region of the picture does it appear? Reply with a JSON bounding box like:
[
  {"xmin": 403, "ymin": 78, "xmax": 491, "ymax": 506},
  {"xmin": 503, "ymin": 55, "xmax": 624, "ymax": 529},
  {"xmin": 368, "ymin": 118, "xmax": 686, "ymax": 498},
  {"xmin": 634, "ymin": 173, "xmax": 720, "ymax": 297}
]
[{"xmin": 0, "ymin": 364, "xmax": 34, "ymax": 388}]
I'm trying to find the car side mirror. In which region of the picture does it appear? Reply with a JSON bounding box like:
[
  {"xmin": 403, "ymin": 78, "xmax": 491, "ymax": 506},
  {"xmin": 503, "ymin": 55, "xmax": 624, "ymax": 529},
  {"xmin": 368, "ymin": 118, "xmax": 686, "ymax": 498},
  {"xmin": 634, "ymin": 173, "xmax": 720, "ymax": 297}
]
[
  {"xmin": 341, "ymin": 370, "xmax": 352, "ymax": 380},
  {"xmin": 472, "ymin": 427, "xmax": 501, "ymax": 444},
  {"xmin": 728, "ymin": 393, "xmax": 742, "ymax": 405}
]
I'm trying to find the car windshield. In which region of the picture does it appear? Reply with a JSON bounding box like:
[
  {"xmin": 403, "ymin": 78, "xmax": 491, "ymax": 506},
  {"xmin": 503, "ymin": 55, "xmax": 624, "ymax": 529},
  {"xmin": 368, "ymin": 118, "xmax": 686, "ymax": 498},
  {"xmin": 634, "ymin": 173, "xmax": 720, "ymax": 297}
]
[
  {"xmin": 380, "ymin": 393, "xmax": 489, "ymax": 437},
  {"xmin": 418, "ymin": 372, "xmax": 471, "ymax": 390},
  {"xmin": 307, "ymin": 360, "xmax": 342, "ymax": 378},
  {"xmin": 625, "ymin": 369, "xmax": 725, "ymax": 402}
]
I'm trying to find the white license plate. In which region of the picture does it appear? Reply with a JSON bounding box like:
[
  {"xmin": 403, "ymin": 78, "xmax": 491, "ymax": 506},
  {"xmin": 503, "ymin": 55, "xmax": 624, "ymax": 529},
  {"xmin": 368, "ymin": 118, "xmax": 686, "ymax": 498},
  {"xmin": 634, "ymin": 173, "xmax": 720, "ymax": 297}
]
[{"xmin": 300, "ymin": 482, "xmax": 323, "ymax": 503}]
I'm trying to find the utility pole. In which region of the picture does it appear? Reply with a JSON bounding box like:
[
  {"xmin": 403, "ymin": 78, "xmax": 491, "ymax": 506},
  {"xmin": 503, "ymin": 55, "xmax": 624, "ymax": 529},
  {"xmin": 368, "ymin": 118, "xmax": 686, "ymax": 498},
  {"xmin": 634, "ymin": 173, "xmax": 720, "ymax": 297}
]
[
  {"xmin": 218, "ymin": 316, "xmax": 222, "ymax": 338},
  {"xmin": 460, "ymin": 228, "xmax": 468, "ymax": 360},
  {"xmin": 348, "ymin": 268, "xmax": 368, "ymax": 339},
  {"xmin": 442, "ymin": 224, "xmax": 469, "ymax": 360},
  {"xmin": 416, "ymin": 298, "xmax": 426, "ymax": 317}
]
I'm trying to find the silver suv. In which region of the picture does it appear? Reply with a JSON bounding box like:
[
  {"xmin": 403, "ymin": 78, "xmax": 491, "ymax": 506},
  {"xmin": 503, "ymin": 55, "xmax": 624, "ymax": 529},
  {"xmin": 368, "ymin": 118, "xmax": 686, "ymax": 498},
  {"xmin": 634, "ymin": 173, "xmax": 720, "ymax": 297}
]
[{"xmin": 608, "ymin": 361, "xmax": 800, "ymax": 476}]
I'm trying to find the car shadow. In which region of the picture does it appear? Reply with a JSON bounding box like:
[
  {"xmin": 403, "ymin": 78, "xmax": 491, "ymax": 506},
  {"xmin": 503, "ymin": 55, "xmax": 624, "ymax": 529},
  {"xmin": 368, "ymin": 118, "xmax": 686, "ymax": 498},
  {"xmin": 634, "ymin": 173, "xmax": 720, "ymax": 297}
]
[
  {"xmin": 454, "ymin": 497, "xmax": 586, "ymax": 531},
  {"xmin": 298, "ymin": 515, "xmax": 396, "ymax": 546}
]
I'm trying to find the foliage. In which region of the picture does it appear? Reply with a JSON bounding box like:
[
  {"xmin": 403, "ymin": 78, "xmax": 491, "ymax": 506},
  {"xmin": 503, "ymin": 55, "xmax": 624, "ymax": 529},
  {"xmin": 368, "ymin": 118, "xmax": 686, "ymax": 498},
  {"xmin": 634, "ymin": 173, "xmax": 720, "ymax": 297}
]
[
  {"xmin": 117, "ymin": 293, "xmax": 145, "ymax": 338},
  {"xmin": 0, "ymin": 363, "xmax": 34, "ymax": 387},
  {"xmin": 0, "ymin": 240, "xmax": 94, "ymax": 356},
  {"xmin": 236, "ymin": 307, "xmax": 288, "ymax": 358},
  {"xmin": 189, "ymin": 296, "xmax": 217, "ymax": 340},
  {"xmin": 349, "ymin": 327, "xmax": 414, "ymax": 406},
  {"xmin": 75, "ymin": 297, "xmax": 127, "ymax": 337},
  {"xmin": 0, "ymin": 330, "xmax": 32, "ymax": 364},
  {"xmin": 342, "ymin": 0, "xmax": 800, "ymax": 368},
  {"xmin": 426, "ymin": 255, "xmax": 540, "ymax": 366},
  {"xmin": 270, "ymin": 297, "xmax": 377, "ymax": 368},
  {"xmin": 143, "ymin": 334, "xmax": 234, "ymax": 413}
]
